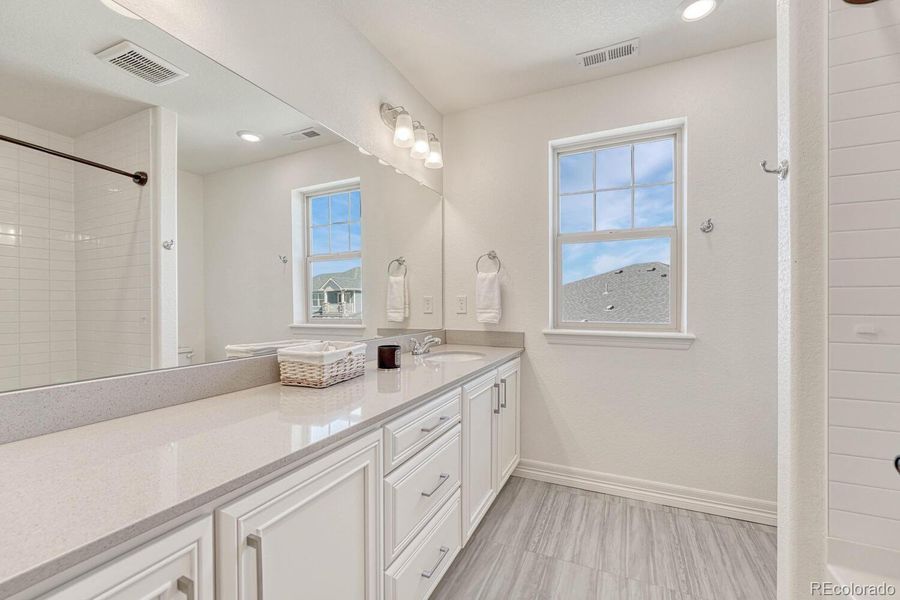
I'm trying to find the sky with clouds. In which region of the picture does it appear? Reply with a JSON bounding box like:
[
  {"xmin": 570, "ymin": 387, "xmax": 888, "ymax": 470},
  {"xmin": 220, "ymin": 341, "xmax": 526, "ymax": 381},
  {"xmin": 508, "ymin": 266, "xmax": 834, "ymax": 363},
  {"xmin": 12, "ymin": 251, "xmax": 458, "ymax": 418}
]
[{"xmin": 559, "ymin": 138, "xmax": 674, "ymax": 284}]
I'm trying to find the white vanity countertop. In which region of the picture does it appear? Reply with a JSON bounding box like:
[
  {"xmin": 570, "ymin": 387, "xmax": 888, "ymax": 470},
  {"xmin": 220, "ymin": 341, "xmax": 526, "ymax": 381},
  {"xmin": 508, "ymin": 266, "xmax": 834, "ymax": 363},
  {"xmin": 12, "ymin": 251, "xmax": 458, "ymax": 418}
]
[{"xmin": 0, "ymin": 344, "xmax": 522, "ymax": 596}]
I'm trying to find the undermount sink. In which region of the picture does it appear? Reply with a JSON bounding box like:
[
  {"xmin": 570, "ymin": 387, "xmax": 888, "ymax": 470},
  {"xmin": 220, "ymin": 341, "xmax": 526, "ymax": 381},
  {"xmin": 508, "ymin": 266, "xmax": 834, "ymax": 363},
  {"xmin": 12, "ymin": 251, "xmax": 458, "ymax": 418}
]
[{"xmin": 424, "ymin": 351, "xmax": 486, "ymax": 363}]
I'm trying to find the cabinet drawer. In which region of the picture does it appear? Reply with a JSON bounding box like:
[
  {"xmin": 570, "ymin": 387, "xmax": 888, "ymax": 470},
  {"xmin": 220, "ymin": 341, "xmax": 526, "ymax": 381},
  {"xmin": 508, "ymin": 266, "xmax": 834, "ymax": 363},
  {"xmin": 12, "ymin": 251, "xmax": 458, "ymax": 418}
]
[
  {"xmin": 384, "ymin": 388, "xmax": 460, "ymax": 472},
  {"xmin": 385, "ymin": 425, "xmax": 461, "ymax": 564},
  {"xmin": 385, "ymin": 490, "xmax": 461, "ymax": 600}
]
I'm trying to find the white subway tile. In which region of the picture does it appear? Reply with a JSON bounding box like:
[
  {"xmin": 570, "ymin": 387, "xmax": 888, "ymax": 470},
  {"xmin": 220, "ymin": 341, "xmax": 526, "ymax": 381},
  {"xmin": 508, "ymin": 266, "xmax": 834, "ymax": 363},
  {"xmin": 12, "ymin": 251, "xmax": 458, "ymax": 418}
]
[
  {"xmin": 830, "ymin": 454, "xmax": 900, "ymax": 490},
  {"xmin": 830, "ymin": 510, "xmax": 900, "ymax": 551},
  {"xmin": 830, "ymin": 425, "xmax": 900, "ymax": 458},
  {"xmin": 831, "ymin": 369, "xmax": 900, "ymax": 402},
  {"xmin": 831, "ymin": 0, "xmax": 900, "ymax": 39},
  {"xmin": 830, "ymin": 111, "xmax": 900, "ymax": 148},
  {"xmin": 831, "ymin": 53, "xmax": 900, "ymax": 93}
]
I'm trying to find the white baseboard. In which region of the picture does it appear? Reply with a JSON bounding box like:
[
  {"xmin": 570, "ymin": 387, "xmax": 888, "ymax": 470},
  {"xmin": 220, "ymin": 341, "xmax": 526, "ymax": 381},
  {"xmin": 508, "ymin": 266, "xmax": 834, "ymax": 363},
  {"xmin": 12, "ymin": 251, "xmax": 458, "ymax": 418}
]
[{"xmin": 512, "ymin": 459, "xmax": 777, "ymax": 526}]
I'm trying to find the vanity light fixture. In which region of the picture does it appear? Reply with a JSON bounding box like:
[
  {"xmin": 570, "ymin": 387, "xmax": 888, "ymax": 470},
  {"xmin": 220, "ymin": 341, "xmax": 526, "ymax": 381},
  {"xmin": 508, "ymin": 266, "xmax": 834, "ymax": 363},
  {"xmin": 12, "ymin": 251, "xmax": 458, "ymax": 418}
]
[
  {"xmin": 410, "ymin": 122, "xmax": 430, "ymax": 159},
  {"xmin": 99, "ymin": 0, "xmax": 142, "ymax": 19},
  {"xmin": 380, "ymin": 103, "xmax": 414, "ymax": 148},
  {"xmin": 236, "ymin": 130, "xmax": 262, "ymax": 143},
  {"xmin": 380, "ymin": 101, "xmax": 443, "ymax": 168},
  {"xmin": 679, "ymin": 0, "xmax": 719, "ymax": 21},
  {"xmin": 424, "ymin": 134, "xmax": 443, "ymax": 169}
]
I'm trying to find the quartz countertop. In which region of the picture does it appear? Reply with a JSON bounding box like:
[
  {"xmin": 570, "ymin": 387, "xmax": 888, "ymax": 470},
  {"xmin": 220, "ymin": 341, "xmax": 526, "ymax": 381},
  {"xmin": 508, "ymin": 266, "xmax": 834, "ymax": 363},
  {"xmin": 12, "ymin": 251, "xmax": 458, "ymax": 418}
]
[{"xmin": 0, "ymin": 345, "xmax": 523, "ymax": 596}]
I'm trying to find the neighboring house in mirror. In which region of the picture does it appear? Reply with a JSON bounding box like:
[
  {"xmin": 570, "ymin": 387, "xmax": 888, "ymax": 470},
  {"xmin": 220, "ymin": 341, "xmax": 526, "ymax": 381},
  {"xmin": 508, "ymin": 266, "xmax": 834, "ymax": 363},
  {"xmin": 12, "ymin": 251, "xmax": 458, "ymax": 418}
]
[{"xmin": 311, "ymin": 266, "xmax": 363, "ymax": 319}]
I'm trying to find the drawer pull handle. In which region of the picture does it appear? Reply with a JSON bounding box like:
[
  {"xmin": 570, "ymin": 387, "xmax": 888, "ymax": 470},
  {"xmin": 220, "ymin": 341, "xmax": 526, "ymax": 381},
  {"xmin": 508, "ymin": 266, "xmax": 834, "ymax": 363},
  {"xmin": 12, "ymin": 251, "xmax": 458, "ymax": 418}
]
[
  {"xmin": 420, "ymin": 415, "xmax": 450, "ymax": 433},
  {"xmin": 500, "ymin": 378, "xmax": 508, "ymax": 408},
  {"xmin": 493, "ymin": 383, "xmax": 501, "ymax": 414},
  {"xmin": 247, "ymin": 533, "xmax": 264, "ymax": 599},
  {"xmin": 421, "ymin": 546, "xmax": 450, "ymax": 579},
  {"xmin": 421, "ymin": 473, "xmax": 450, "ymax": 497},
  {"xmin": 176, "ymin": 576, "xmax": 195, "ymax": 600}
]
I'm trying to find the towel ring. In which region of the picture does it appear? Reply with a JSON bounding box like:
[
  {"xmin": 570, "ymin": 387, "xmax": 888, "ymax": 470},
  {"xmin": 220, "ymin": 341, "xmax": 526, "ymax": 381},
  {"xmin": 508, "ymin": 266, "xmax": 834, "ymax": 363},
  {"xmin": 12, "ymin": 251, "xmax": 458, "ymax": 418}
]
[
  {"xmin": 388, "ymin": 257, "xmax": 407, "ymax": 276},
  {"xmin": 475, "ymin": 251, "xmax": 501, "ymax": 274}
]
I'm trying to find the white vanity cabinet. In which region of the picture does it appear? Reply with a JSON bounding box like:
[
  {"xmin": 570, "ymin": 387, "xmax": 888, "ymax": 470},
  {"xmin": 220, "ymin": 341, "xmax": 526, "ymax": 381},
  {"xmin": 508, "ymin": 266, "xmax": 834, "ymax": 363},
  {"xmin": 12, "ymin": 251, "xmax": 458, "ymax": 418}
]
[
  {"xmin": 23, "ymin": 353, "xmax": 522, "ymax": 600},
  {"xmin": 497, "ymin": 358, "xmax": 521, "ymax": 487},
  {"xmin": 461, "ymin": 371, "xmax": 500, "ymax": 542},
  {"xmin": 40, "ymin": 518, "xmax": 213, "ymax": 600},
  {"xmin": 216, "ymin": 430, "xmax": 383, "ymax": 600}
]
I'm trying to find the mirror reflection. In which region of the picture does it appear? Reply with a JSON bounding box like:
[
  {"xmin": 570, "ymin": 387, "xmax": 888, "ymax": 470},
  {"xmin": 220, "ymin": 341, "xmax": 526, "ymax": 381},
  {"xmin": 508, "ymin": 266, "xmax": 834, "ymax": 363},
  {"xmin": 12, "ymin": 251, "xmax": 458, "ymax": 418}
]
[{"xmin": 0, "ymin": 0, "xmax": 442, "ymax": 390}]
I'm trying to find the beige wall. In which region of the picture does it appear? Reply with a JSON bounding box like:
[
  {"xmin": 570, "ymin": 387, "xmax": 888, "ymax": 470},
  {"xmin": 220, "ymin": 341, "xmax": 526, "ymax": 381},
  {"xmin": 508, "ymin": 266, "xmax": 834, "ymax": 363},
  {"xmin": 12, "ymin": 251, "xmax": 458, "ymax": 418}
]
[
  {"xmin": 443, "ymin": 40, "xmax": 779, "ymax": 512},
  {"xmin": 198, "ymin": 141, "xmax": 442, "ymax": 361}
]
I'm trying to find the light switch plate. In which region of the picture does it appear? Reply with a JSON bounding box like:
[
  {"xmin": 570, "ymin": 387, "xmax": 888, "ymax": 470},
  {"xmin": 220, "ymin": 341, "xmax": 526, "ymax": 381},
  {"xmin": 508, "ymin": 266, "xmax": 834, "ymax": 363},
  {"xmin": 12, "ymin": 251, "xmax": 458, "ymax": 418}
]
[
  {"xmin": 423, "ymin": 296, "xmax": 434, "ymax": 314},
  {"xmin": 456, "ymin": 295, "xmax": 467, "ymax": 314}
]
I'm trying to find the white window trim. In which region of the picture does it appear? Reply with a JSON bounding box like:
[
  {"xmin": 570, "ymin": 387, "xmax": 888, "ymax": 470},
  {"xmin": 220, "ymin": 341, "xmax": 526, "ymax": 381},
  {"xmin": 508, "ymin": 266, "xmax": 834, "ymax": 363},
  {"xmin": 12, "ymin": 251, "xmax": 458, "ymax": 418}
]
[
  {"xmin": 290, "ymin": 178, "xmax": 364, "ymax": 327},
  {"xmin": 546, "ymin": 118, "xmax": 692, "ymax": 348},
  {"xmin": 542, "ymin": 328, "xmax": 695, "ymax": 349}
]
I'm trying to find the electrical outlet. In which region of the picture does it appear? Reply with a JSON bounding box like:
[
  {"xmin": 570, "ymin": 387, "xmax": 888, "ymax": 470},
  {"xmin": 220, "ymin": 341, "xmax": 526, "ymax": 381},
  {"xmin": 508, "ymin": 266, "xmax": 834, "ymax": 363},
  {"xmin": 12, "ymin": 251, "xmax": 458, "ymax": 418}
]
[
  {"xmin": 456, "ymin": 295, "xmax": 467, "ymax": 314},
  {"xmin": 423, "ymin": 295, "xmax": 434, "ymax": 314}
]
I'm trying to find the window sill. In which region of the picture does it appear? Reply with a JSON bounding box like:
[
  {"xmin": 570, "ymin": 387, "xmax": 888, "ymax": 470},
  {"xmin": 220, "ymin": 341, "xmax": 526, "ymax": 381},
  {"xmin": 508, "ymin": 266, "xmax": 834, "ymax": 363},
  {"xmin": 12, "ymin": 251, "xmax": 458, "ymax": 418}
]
[
  {"xmin": 289, "ymin": 323, "xmax": 367, "ymax": 338},
  {"xmin": 542, "ymin": 329, "xmax": 695, "ymax": 349}
]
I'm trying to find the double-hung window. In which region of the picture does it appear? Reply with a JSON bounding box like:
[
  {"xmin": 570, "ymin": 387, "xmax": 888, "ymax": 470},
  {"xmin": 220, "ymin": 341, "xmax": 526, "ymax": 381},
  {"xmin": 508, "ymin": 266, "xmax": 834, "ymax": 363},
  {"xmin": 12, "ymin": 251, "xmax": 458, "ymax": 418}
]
[
  {"xmin": 305, "ymin": 186, "xmax": 362, "ymax": 322},
  {"xmin": 553, "ymin": 125, "xmax": 682, "ymax": 331}
]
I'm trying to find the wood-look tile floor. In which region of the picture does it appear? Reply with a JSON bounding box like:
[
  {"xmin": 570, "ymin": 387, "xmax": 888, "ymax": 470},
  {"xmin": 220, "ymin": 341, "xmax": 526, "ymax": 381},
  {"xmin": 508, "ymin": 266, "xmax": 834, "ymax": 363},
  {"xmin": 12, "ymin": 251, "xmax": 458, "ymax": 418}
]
[{"xmin": 432, "ymin": 477, "xmax": 776, "ymax": 600}]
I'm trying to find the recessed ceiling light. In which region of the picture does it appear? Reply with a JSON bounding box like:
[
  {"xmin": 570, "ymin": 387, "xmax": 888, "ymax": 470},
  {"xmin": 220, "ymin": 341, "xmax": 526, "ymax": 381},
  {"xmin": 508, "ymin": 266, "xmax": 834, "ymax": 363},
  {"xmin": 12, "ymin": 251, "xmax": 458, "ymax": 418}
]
[
  {"xmin": 236, "ymin": 130, "xmax": 262, "ymax": 143},
  {"xmin": 680, "ymin": 0, "xmax": 719, "ymax": 22},
  {"xmin": 99, "ymin": 0, "xmax": 142, "ymax": 19}
]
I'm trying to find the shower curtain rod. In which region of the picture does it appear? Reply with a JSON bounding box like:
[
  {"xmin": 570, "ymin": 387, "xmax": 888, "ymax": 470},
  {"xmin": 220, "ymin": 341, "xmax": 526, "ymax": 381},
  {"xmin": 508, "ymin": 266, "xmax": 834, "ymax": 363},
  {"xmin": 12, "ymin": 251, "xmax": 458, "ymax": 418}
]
[{"xmin": 0, "ymin": 134, "xmax": 148, "ymax": 186}]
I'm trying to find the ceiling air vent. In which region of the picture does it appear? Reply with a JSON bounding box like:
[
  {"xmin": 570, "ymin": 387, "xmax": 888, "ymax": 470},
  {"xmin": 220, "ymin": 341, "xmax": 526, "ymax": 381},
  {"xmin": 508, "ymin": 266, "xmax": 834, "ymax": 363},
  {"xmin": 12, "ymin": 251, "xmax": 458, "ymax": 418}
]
[
  {"xmin": 96, "ymin": 41, "xmax": 188, "ymax": 85},
  {"xmin": 576, "ymin": 38, "xmax": 640, "ymax": 69},
  {"xmin": 284, "ymin": 128, "xmax": 322, "ymax": 142}
]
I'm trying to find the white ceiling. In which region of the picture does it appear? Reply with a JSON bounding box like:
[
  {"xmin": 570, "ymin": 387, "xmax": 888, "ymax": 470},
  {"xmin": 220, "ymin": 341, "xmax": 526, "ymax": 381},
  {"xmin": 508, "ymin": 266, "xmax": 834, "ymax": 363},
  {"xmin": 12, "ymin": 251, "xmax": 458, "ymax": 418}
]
[
  {"xmin": 334, "ymin": 0, "xmax": 776, "ymax": 113},
  {"xmin": 0, "ymin": 0, "xmax": 341, "ymax": 174}
]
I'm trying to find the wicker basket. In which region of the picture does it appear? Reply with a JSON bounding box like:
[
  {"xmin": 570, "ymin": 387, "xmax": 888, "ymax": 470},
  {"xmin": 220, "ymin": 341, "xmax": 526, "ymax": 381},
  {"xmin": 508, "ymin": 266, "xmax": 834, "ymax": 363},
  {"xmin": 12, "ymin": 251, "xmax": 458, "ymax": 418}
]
[{"xmin": 277, "ymin": 341, "xmax": 367, "ymax": 388}]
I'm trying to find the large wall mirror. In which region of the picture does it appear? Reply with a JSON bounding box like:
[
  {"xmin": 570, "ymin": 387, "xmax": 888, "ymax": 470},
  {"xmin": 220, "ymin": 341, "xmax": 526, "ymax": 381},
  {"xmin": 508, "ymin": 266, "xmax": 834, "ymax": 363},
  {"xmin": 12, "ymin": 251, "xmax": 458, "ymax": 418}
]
[{"xmin": 0, "ymin": 0, "xmax": 443, "ymax": 391}]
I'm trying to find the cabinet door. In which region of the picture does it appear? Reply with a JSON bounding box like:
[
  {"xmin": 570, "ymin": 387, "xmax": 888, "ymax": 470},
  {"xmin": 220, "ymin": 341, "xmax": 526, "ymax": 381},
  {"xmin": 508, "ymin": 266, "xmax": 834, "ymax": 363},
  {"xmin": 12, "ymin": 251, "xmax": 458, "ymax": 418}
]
[
  {"xmin": 217, "ymin": 431, "xmax": 382, "ymax": 600},
  {"xmin": 498, "ymin": 359, "xmax": 521, "ymax": 487},
  {"xmin": 42, "ymin": 518, "xmax": 213, "ymax": 600},
  {"xmin": 461, "ymin": 371, "xmax": 499, "ymax": 542}
]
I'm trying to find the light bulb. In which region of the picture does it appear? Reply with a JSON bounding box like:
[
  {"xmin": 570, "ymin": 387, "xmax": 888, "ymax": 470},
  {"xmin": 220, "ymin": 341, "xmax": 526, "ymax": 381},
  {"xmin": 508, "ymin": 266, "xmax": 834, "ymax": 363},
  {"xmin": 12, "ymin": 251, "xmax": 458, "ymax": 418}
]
[
  {"xmin": 424, "ymin": 138, "xmax": 443, "ymax": 169},
  {"xmin": 680, "ymin": 0, "xmax": 718, "ymax": 22},
  {"xmin": 392, "ymin": 110, "xmax": 414, "ymax": 148},
  {"xmin": 410, "ymin": 123, "xmax": 429, "ymax": 159},
  {"xmin": 358, "ymin": 146, "xmax": 371, "ymax": 156},
  {"xmin": 236, "ymin": 130, "xmax": 262, "ymax": 143}
]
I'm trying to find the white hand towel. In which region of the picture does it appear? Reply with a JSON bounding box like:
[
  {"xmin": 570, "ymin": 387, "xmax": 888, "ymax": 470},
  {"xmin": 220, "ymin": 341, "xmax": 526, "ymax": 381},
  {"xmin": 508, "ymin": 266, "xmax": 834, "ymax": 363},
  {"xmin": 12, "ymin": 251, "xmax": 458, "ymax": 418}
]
[
  {"xmin": 476, "ymin": 271, "xmax": 501, "ymax": 324},
  {"xmin": 386, "ymin": 274, "xmax": 409, "ymax": 322}
]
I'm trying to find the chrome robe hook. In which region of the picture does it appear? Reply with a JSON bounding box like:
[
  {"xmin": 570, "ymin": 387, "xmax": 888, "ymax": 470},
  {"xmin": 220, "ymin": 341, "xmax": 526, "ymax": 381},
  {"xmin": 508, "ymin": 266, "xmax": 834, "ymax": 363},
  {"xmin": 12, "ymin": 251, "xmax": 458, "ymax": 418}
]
[{"xmin": 760, "ymin": 159, "xmax": 789, "ymax": 181}]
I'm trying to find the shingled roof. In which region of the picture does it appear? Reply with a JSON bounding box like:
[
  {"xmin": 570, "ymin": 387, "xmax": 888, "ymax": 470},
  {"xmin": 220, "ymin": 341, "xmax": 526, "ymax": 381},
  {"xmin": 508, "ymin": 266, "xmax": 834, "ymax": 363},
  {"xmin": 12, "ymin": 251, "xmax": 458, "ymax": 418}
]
[
  {"xmin": 312, "ymin": 266, "xmax": 362, "ymax": 291},
  {"xmin": 562, "ymin": 262, "xmax": 669, "ymax": 324}
]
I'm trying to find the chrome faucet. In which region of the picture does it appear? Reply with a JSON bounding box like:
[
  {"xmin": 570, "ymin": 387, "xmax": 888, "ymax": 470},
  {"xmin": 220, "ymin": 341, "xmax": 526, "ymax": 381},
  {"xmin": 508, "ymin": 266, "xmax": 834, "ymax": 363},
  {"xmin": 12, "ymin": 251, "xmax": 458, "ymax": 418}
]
[{"xmin": 410, "ymin": 335, "xmax": 442, "ymax": 355}]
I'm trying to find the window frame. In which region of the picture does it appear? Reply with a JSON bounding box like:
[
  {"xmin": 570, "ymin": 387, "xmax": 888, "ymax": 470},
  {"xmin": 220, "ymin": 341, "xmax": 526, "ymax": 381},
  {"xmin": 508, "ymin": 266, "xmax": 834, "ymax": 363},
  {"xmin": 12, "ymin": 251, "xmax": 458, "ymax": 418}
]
[
  {"xmin": 302, "ymin": 183, "xmax": 363, "ymax": 325},
  {"xmin": 551, "ymin": 124, "xmax": 684, "ymax": 333}
]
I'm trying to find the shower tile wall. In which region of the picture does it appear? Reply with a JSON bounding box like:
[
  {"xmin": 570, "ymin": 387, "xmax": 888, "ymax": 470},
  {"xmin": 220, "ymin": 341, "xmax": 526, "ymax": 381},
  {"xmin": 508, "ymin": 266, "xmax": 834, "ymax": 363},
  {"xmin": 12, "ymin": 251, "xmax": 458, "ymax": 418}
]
[
  {"xmin": 828, "ymin": 0, "xmax": 900, "ymax": 558},
  {"xmin": 0, "ymin": 116, "xmax": 76, "ymax": 391},
  {"xmin": 74, "ymin": 109, "xmax": 153, "ymax": 380}
]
